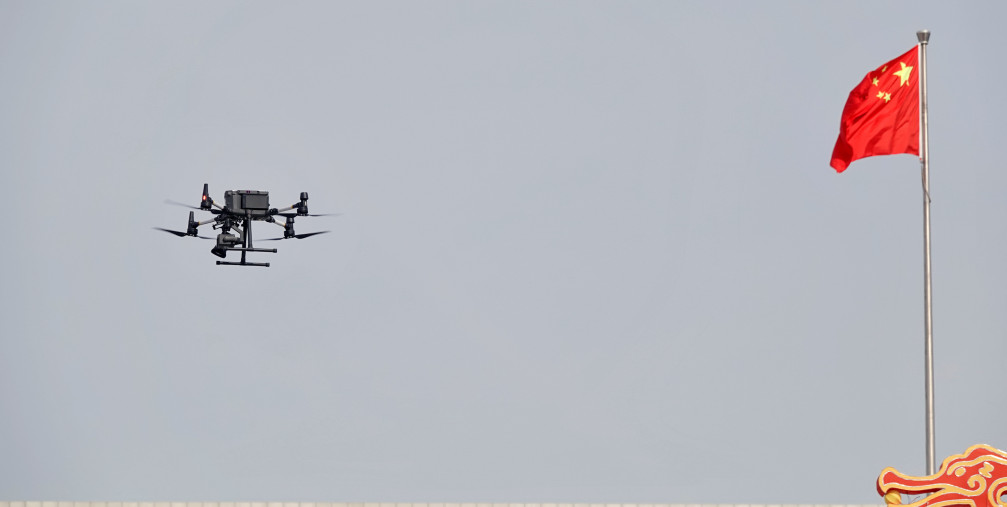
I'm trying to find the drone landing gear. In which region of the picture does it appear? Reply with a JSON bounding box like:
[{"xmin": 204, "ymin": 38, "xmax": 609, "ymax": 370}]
[
  {"xmin": 217, "ymin": 260, "xmax": 271, "ymax": 267},
  {"xmin": 214, "ymin": 212, "xmax": 276, "ymax": 267},
  {"xmin": 216, "ymin": 246, "xmax": 276, "ymax": 267}
]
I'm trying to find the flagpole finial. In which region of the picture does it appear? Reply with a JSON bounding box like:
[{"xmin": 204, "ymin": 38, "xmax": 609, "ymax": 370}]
[{"xmin": 917, "ymin": 30, "xmax": 931, "ymax": 44}]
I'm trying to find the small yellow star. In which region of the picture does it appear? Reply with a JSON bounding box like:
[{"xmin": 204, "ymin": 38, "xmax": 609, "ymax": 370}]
[
  {"xmin": 884, "ymin": 92, "xmax": 891, "ymax": 102},
  {"xmin": 893, "ymin": 61, "xmax": 914, "ymax": 86},
  {"xmin": 877, "ymin": 91, "xmax": 885, "ymax": 99},
  {"xmin": 873, "ymin": 77, "xmax": 879, "ymax": 86}
]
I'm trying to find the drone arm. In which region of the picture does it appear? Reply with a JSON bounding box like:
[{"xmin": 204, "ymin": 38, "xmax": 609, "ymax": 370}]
[{"xmin": 275, "ymin": 193, "xmax": 308, "ymax": 214}]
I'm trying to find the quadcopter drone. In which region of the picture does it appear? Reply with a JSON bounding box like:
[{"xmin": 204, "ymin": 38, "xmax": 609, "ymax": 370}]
[{"xmin": 156, "ymin": 184, "xmax": 332, "ymax": 267}]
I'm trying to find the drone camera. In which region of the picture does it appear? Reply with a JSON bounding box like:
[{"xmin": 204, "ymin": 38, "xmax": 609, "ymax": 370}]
[{"xmin": 211, "ymin": 233, "xmax": 241, "ymax": 258}]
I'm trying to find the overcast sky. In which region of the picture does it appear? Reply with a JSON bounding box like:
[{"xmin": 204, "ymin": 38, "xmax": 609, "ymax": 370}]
[{"xmin": 2, "ymin": 0, "xmax": 1006, "ymax": 503}]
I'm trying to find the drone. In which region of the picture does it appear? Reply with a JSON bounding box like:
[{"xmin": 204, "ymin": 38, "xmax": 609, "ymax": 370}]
[{"xmin": 156, "ymin": 184, "xmax": 333, "ymax": 267}]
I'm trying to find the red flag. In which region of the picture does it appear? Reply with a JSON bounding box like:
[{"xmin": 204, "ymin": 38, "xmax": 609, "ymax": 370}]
[{"xmin": 831, "ymin": 46, "xmax": 920, "ymax": 172}]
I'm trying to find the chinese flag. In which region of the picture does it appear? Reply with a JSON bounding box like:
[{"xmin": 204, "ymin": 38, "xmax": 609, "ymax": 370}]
[{"xmin": 831, "ymin": 46, "xmax": 920, "ymax": 172}]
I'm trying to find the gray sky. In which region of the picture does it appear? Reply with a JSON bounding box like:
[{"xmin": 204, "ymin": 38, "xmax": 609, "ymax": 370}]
[{"xmin": 2, "ymin": 0, "xmax": 1006, "ymax": 502}]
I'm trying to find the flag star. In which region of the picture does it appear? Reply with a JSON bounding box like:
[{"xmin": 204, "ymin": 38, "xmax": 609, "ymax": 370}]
[
  {"xmin": 893, "ymin": 61, "xmax": 914, "ymax": 86},
  {"xmin": 884, "ymin": 92, "xmax": 891, "ymax": 102},
  {"xmin": 872, "ymin": 77, "xmax": 879, "ymax": 86},
  {"xmin": 877, "ymin": 91, "xmax": 885, "ymax": 99}
]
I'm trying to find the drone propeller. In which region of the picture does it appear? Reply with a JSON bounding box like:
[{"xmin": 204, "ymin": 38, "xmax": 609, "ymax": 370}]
[
  {"xmin": 164, "ymin": 199, "xmax": 202, "ymax": 210},
  {"xmin": 166, "ymin": 184, "xmax": 217, "ymax": 211},
  {"xmin": 276, "ymin": 212, "xmax": 340, "ymax": 218},
  {"xmin": 153, "ymin": 227, "xmax": 212, "ymax": 239},
  {"xmin": 262, "ymin": 231, "xmax": 330, "ymax": 241}
]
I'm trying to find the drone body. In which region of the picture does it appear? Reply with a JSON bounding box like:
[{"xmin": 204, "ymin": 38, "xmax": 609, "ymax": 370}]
[{"xmin": 156, "ymin": 184, "xmax": 332, "ymax": 267}]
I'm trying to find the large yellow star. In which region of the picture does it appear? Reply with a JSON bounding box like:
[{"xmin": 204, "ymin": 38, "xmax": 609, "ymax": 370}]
[{"xmin": 893, "ymin": 61, "xmax": 914, "ymax": 86}]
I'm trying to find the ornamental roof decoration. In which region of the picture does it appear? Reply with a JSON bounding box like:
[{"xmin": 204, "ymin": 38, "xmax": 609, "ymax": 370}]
[{"xmin": 879, "ymin": 444, "xmax": 1007, "ymax": 507}]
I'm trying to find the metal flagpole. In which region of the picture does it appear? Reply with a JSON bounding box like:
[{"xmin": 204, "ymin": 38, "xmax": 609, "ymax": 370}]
[{"xmin": 917, "ymin": 29, "xmax": 935, "ymax": 476}]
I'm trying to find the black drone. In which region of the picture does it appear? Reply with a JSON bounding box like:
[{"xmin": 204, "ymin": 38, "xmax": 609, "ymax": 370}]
[{"xmin": 156, "ymin": 184, "xmax": 332, "ymax": 267}]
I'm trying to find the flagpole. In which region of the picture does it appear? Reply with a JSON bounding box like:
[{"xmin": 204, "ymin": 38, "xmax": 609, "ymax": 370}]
[{"xmin": 917, "ymin": 28, "xmax": 935, "ymax": 476}]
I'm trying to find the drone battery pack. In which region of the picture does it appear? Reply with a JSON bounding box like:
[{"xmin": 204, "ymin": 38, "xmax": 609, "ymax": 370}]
[{"xmin": 225, "ymin": 190, "xmax": 270, "ymax": 216}]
